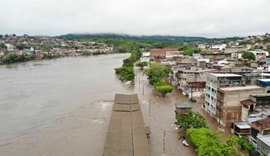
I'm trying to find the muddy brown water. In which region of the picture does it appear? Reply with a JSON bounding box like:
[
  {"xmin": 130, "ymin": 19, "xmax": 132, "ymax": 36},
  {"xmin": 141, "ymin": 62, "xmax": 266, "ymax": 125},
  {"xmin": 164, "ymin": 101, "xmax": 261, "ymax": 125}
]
[
  {"xmin": 0, "ymin": 54, "xmax": 134, "ymax": 156},
  {"xmin": 0, "ymin": 54, "xmax": 230, "ymax": 156}
]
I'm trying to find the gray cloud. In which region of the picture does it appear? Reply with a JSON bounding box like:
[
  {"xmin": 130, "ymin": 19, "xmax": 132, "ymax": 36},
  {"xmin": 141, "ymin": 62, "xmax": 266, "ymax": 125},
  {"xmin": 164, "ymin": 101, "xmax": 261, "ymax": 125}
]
[{"xmin": 0, "ymin": 0, "xmax": 270, "ymax": 37}]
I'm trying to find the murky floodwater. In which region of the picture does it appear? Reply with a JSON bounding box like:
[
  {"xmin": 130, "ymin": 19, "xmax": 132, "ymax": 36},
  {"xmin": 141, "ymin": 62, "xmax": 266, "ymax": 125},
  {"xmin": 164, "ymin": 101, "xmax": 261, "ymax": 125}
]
[
  {"xmin": 0, "ymin": 54, "xmax": 134, "ymax": 156},
  {"xmin": 0, "ymin": 54, "xmax": 230, "ymax": 156}
]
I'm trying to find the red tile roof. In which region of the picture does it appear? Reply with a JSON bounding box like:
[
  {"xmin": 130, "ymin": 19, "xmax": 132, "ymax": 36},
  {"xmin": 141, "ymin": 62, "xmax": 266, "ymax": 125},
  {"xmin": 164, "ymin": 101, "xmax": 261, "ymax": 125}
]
[
  {"xmin": 150, "ymin": 48, "xmax": 178, "ymax": 57},
  {"xmin": 241, "ymin": 99, "xmax": 255, "ymax": 107},
  {"xmin": 188, "ymin": 82, "xmax": 206, "ymax": 88},
  {"xmin": 251, "ymin": 117, "xmax": 270, "ymax": 131}
]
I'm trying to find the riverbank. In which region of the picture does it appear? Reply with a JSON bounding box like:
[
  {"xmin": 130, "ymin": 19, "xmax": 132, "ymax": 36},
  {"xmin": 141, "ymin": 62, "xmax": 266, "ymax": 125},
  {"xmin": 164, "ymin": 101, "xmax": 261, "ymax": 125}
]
[
  {"xmin": 0, "ymin": 54, "xmax": 231, "ymax": 156},
  {"xmin": 0, "ymin": 52, "xmax": 123, "ymax": 65}
]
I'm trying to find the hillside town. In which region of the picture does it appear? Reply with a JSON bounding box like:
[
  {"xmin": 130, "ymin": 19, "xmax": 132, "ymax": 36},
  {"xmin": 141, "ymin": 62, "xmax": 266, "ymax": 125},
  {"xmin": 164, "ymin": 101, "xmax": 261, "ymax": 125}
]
[
  {"xmin": 2, "ymin": 32, "xmax": 270, "ymax": 155},
  {"xmin": 0, "ymin": 34, "xmax": 114, "ymax": 64},
  {"xmin": 138, "ymin": 33, "xmax": 270, "ymax": 155}
]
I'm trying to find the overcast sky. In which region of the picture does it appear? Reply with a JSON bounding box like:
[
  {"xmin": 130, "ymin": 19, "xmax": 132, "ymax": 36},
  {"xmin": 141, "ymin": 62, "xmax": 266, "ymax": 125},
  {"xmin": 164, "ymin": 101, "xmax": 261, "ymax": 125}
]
[{"xmin": 1, "ymin": 0, "xmax": 270, "ymax": 37}]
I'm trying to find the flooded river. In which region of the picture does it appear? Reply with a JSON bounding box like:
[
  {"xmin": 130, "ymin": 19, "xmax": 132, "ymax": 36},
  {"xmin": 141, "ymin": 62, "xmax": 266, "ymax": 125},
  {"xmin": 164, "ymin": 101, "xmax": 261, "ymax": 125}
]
[
  {"xmin": 0, "ymin": 53, "xmax": 230, "ymax": 156},
  {"xmin": 0, "ymin": 54, "xmax": 134, "ymax": 156}
]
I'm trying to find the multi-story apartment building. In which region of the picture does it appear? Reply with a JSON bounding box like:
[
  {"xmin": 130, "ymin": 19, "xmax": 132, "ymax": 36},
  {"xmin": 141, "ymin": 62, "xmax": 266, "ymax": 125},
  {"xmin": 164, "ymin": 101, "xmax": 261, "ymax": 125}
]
[
  {"xmin": 216, "ymin": 85, "xmax": 265, "ymax": 127},
  {"xmin": 204, "ymin": 73, "xmax": 242, "ymax": 117}
]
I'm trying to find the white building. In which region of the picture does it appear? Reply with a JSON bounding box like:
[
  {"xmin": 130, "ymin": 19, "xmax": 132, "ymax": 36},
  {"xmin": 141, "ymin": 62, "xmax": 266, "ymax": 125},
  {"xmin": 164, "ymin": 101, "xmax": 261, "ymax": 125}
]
[
  {"xmin": 257, "ymin": 134, "xmax": 270, "ymax": 155},
  {"xmin": 5, "ymin": 43, "xmax": 14, "ymax": 51},
  {"xmin": 211, "ymin": 44, "xmax": 227, "ymax": 51},
  {"xmin": 141, "ymin": 52, "xmax": 150, "ymax": 62},
  {"xmin": 249, "ymin": 50, "xmax": 269, "ymax": 61},
  {"xmin": 204, "ymin": 73, "xmax": 242, "ymax": 117},
  {"xmin": 165, "ymin": 51, "xmax": 183, "ymax": 59},
  {"xmin": 198, "ymin": 44, "xmax": 206, "ymax": 49}
]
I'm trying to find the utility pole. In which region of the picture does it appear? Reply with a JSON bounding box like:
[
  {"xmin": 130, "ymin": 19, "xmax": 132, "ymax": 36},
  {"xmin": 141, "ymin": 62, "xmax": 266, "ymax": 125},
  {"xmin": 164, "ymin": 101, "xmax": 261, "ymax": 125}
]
[
  {"xmin": 163, "ymin": 130, "xmax": 166, "ymax": 154},
  {"xmin": 190, "ymin": 84, "xmax": 193, "ymax": 101},
  {"xmin": 149, "ymin": 98, "xmax": 151, "ymax": 115},
  {"xmin": 142, "ymin": 82, "xmax": 144, "ymax": 96},
  {"xmin": 139, "ymin": 76, "xmax": 141, "ymax": 88}
]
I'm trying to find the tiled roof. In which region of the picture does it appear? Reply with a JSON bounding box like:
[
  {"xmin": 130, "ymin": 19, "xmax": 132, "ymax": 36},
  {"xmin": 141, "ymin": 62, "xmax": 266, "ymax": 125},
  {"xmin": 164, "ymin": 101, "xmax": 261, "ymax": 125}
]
[
  {"xmin": 241, "ymin": 99, "xmax": 256, "ymax": 107},
  {"xmin": 188, "ymin": 82, "xmax": 206, "ymax": 88},
  {"xmin": 150, "ymin": 48, "xmax": 178, "ymax": 57},
  {"xmin": 251, "ymin": 117, "xmax": 270, "ymax": 131}
]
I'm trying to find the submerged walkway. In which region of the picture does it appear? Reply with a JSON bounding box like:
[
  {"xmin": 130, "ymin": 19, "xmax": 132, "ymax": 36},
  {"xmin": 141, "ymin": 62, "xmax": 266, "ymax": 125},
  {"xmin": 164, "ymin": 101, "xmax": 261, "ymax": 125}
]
[{"xmin": 103, "ymin": 94, "xmax": 150, "ymax": 156}]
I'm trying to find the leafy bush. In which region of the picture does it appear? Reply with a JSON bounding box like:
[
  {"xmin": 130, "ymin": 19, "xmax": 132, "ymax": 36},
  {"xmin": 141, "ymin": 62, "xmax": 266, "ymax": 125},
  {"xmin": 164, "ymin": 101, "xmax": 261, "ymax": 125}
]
[
  {"xmin": 115, "ymin": 51, "xmax": 141, "ymax": 82},
  {"xmin": 238, "ymin": 137, "xmax": 255, "ymax": 152},
  {"xmin": 242, "ymin": 51, "xmax": 255, "ymax": 60},
  {"xmin": 0, "ymin": 43, "xmax": 7, "ymax": 49},
  {"xmin": 187, "ymin": 128, "xmax": 246, "ymax": 156},
  {"xmin": 146, "ymin": 63, "xmax": 173, "ymax": 97},
  {"xmin": 146, "ymin": 63, "xmax": 170, "ymax": 83},
  {"xmin": 155, "ymin": 85, "xmax": 173, "ymax": 97},
  {"xmin": 175, "ymin": 111, "xmax": 208, "ymax": 130},
  {"xmin": 16, "ymin": 44, "xmax": 29, "ymax": 50},
  {"xmin": 115, "ymin": 66, "xmax": 135, "ymax": 81},
  {"xmin": 136, "ymin": 61, "xmax": 148, "ymax": 69},
  {"xmin": 187, "ymin": 128, "xmax": 218, "ymax": 149},
  {"xmin": 2, "ymin": 53, "xmax": 35, "ymax": 64}
]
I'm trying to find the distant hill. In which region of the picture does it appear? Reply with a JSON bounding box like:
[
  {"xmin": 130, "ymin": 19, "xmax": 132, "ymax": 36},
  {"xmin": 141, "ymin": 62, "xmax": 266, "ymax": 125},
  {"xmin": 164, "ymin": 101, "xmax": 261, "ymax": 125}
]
[{"xmin": 57, "ymin": 33, "xmax": 208, "ymax": 42}]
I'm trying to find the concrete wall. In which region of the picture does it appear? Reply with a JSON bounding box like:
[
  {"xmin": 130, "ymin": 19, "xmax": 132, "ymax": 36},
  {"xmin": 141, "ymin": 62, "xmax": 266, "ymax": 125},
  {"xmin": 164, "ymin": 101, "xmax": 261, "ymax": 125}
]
[
  {"xmin": 224, "ymin": 89, "xmax": 265, "ymax": 107},
  {"xmin": 241, "ymin": 107, "xmax": 249, "ymax": 121},
  {"xmin": 257, "ymin": 137, "xmax": 270, "ymax": 155},
  {"xmin": 222, "ymin": 88, "xmax": 265, "ymax": 127}
]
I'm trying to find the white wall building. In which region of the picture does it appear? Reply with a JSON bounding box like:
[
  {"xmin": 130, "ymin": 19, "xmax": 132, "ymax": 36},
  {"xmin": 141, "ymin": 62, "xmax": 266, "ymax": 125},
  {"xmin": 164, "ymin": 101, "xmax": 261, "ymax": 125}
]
[
  {"xmin": 5, "ymin": 43, "xmax": 14, "ymax": 51},
  {"xmin": 204, "ymin": 73, "xmax": 242, "ymax": 117},
  {"xmin": 250, "ymin": 50, "xmax": 269, "ymax": 61}
]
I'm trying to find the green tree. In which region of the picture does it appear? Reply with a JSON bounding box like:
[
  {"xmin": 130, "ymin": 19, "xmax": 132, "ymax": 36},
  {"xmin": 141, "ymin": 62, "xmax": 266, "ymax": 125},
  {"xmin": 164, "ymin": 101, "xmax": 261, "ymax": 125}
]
[
  {"xmin": 175, "ymin": 111, "xmax": 208, "ymax": 130},
  {"xmin": 146, "ymin": 63, "xmax": 170, "ymax": 84},
  {"xmin": 187, "ymin": 128, "xmax": 218, "ymax": 149},
  {"xmin": 115, "ymin": 66, "xmax": 135, "ymax": 81},
  {"xmin": 238, "ymin": 137, "xmax": 255, "ymax": 153},
  {"xmin": 2, "ymin": 53, "xmax": 35, "ymax": 64},
  {"xmin": 184, "ymin": 48, "xmax": 194, "ymax": 56},
  {"xmin": 242, "ymin": 51, "xmax": 255, "ymax": 60},
  {"xmin": 0, "ymin": 43, "xmax": 7, "ymax": 49},
  {"xmin": 178, "ymin": 45, "xmax": 189, "ymax": 51},
  {"xmin": 39, "ymin": 44, "xmax": 52, "ymax": 52},
  {"xmin": 187, "ymin": 128, "xmax": 246, "ymax": 156},
  {"xmin": 155, "ymin": 85, "xmax": 173, "ymax": 97},
  {"xmin": 16, "ymin": 44, "xmax": 28, "ymax": 50},
  {"xmin": 136, "ymin": 61, "xmax": 148, "ymax": 69},
  {"xmin": 115, "ymin": 51, "xmax": 141, "ymax": 82}
]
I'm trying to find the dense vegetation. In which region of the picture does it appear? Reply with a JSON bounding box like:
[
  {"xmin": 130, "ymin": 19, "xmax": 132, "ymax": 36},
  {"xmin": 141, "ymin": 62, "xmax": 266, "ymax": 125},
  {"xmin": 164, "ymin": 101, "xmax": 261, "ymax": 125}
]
[
  {"xmin": 146, "ymin": 63, "xmax": 173, "ymax": 97},
  {"xmin": 175, "ymin": 110, "xmax": 252, "ymax": 156},
  {"xmin": 58, "ymin": 33, "xmax": 207, "ymax": 43},
  {"xmin": 0, "ymin": 53, "xmax": 61, "ymax": 65},
  {"xmin": 0, "ymin": 43, "xmax": 7, "ymax": 49},
  {"xmin": 237, "ymin": 137, "xmax": 255, "ymax": 153},
  {"xmin": 59, "ymin": 34, "xmax": 206, "ymax": 55},
  {"xmin": 16, "ymin": 44, "xmax": 29, "ymax": 50},
  {"xmin": 175, "ymin": 111, "xmax": 208, "ymax": 130},
  {"xmin": 115, "ymin": 51, "xmax": 142, "ymax": 82},
  {"xmin": 187, "ymin": 128, "xmax": 246, "ymax": 156},
  {"xmin": 242, "ymin": 51, "xmax": 256, "ymax": 60},
  {"xmin": 136, "ymin": 61, "xmax": 148, "ymax": 69},
  {"xmin": 0, "ymin": 53, "xmax": 34, "ymax": 64}
]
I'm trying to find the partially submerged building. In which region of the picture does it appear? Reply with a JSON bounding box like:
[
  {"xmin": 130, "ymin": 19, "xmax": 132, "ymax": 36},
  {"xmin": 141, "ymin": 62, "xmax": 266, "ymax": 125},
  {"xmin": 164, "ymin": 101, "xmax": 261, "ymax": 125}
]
[{"xmin": 175, "ymin": 102, "xmax": 192, "ymax": 118}]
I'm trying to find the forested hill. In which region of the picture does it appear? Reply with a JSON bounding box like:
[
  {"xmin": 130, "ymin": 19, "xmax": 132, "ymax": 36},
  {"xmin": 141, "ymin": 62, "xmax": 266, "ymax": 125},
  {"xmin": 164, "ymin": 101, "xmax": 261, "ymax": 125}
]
[{"xmin": 57, "ymin": 33, "xmax": 207, "ymax": 42}]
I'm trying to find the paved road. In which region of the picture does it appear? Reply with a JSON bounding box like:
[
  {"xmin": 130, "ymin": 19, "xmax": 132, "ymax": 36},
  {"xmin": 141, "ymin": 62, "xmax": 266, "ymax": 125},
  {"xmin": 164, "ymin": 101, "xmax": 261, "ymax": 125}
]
[
  {"xmin": 135, "ymin": 68, "xmax": 231, "ymax": 156},
  {"xmin": 135, "ymin": 69, "xmax": 197, "ymax": 156}
]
